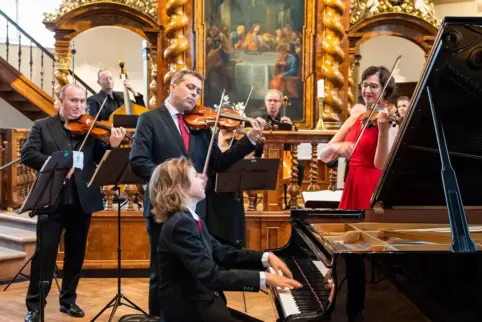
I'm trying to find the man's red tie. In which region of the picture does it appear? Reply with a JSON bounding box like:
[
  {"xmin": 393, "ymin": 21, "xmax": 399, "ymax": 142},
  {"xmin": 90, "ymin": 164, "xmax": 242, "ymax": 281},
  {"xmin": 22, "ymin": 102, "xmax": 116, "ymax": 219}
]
[
  {"xmin": 196, "ymin": 219, "xmax": 202, "ymax": 232},
  {"xmin": 177, "ymin": 113, "xmax": 190, "ymax": 153}
]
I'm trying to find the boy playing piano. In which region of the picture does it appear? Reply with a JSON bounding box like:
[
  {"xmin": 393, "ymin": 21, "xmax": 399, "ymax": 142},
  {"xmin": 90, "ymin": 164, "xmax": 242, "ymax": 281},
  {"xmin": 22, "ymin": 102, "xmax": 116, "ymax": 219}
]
[{"xmin": 149, "ymin": 157, "xmax": 302, "ymax": 322}]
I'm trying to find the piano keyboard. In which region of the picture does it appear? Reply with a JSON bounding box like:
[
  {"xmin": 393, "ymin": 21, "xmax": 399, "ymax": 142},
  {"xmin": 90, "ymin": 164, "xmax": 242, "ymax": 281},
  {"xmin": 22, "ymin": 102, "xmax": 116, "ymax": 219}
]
[{"xmin": 270, "ymin": 257, "xmax": 331, "ymax": 319}]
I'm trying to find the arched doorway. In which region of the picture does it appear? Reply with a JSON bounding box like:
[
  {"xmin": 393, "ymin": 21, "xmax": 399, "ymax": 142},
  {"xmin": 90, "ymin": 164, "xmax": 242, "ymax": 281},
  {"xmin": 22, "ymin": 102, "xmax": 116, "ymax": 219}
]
[
  {"xmin": 347, "ymin": 13, "xmax": 438, "ymax": 109},
  {"xmin": 42, "ymin": 1, "xmax": 160, "ymax": 108}
]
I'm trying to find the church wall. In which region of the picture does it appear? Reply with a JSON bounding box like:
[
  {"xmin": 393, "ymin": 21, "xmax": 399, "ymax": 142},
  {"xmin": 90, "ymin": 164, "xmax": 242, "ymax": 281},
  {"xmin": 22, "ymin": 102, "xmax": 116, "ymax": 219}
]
[
  {"xmin": 435, "ymin": 2, "xmax": 482, "ymax": 18},
  {"xmin": 0, "ymin": 97, "xmax": 33, "ymax": 128},
  {"xmin": 0, "ymin": 0, "xmax": 61, "ymax": 48},
  {"xmin": 358, "ymin": 36, "xmax": 426, "ymax": 83}
]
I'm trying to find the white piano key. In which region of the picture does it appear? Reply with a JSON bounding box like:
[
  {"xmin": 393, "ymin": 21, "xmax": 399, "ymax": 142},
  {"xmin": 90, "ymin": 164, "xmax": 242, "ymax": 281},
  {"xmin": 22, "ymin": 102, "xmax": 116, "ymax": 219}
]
[
  {"xmin": 278, "ymin": 288, "xmax": 301, "ymax": 317},
  {"xmin": 268, "ymin": 267, "xmax": 301, "ymax": 317},
  {"xmin": 312, "ymin": 260, "xmax": 329, "ymax": 276}
]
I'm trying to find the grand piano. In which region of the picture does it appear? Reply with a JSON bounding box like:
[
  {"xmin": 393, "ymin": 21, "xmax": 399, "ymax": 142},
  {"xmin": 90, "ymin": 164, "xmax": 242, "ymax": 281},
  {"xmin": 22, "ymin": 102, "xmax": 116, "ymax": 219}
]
[{"xmin": 267, "ymin": 17, "xmax": 482, "ymax": 322}]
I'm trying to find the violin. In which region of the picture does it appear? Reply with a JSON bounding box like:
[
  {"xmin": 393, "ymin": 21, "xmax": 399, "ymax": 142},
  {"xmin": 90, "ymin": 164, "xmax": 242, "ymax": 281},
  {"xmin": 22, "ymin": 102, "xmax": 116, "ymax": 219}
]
[
  {"xmin": 359, "ymin": 101, "xmax": 400, "ymax": 128},
  {"xmin": 65, "ymin": 114, "xmax": 133, "ymax": 141},
  {"xmin": 184, "ymin": 105, "xmax": 254, "ymax": 131}
]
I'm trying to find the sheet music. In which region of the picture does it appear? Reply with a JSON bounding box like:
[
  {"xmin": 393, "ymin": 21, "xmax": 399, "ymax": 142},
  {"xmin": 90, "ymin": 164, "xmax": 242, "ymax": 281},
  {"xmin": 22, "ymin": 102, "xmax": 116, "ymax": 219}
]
[{"xmin": 302, "ymin": 190, "xmax": 343, "ymax": 203}]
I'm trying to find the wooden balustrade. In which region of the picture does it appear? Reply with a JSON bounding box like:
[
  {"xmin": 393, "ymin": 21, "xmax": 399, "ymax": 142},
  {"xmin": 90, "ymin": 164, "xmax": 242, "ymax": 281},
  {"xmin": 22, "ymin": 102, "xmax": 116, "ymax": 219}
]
[
  {"xmin": 257, "ymin": 130, "xmax": 337, "ymax": 211},
  {"xmin": 0, "ymin": 128, "xmax": 35, "ymax": 210}
]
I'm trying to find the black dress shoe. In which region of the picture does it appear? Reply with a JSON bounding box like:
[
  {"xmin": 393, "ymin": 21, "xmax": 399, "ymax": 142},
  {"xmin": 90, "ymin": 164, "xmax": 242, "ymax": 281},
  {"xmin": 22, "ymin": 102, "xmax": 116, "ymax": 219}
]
[
  {"xmin": 25, "ymin": 310, "xmax": 40, "ymax": 322},
  {"xmin": 60, "ymin": 303, "xmax": 85, "ymax": 318}
]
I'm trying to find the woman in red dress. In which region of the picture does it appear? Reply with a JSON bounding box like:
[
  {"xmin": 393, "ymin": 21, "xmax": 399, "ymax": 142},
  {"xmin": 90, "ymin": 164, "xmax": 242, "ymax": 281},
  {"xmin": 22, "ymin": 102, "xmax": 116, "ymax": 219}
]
[
  {"xmin": 320, "ymin": 65, "xmax": 398, "ymax": 210},
  {"xmin": 319, "ymin": 66, "xmax": 398, "ymax": 322}
]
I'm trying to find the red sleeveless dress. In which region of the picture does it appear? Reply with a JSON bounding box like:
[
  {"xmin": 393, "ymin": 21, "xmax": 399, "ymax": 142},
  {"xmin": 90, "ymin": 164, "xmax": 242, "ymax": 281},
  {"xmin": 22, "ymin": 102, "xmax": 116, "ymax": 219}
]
[{"xmin": 339, "ymin": 118, "xmax": 382, "ymax": 210}]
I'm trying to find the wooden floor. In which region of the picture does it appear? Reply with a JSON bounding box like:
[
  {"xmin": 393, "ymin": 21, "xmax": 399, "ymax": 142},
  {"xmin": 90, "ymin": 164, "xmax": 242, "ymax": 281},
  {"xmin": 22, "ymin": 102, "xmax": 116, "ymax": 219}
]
[{"xmin": 0, "ymin": 278, "xmax": 279, "ymax": 321}]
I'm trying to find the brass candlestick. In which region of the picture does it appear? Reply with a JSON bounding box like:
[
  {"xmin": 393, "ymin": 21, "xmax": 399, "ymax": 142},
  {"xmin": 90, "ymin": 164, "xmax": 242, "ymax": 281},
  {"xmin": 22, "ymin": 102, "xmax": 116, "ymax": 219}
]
[{"xmin": 315, "ymin": 97, "xmax": 325, "ymax": 130}]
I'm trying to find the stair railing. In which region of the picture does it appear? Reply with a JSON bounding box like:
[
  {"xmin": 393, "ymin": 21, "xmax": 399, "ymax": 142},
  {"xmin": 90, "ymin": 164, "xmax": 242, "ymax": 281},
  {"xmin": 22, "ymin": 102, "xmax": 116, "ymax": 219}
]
[{"xmin": 0, "ymin": 9, "xmax": 95, "ymax": 98}]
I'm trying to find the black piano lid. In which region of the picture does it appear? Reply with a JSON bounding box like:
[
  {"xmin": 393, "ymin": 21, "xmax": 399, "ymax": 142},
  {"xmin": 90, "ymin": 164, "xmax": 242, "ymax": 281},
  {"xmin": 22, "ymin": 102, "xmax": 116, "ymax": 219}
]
[{"xmin": 371, "ymin": 17, "xmax": 482, "ymax": 208}]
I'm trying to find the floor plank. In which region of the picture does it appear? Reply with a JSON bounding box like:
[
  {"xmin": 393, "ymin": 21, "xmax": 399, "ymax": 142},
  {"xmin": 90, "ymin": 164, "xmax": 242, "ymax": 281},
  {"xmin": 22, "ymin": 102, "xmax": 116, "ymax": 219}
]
[{"xmin": 0, "ymin": 278, "xmax": 278, "ymax": 321}]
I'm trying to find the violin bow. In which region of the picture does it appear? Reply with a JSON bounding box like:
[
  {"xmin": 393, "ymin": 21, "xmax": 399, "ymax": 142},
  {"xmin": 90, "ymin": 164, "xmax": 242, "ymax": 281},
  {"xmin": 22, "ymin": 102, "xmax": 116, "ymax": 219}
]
[
  {"xmin": 78, "ymin": 95, "xmax": 109, "ymax": 152},
  {"xmin": 202, "ymin": 89, "xmax": 226, "ymax": 176},
  {"xmin": 345, "ymin": 55, "xmax": 402, "ymax": 164},
  {"xmin": 228, "ymin": 86, "xmax": 254, "ymax": 148}
]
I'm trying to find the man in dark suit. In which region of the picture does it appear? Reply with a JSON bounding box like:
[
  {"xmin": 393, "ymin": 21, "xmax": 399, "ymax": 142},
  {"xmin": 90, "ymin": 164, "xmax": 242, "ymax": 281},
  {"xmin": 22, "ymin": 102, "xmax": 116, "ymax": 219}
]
[
  {"xmin": 21, "ymin": 84, "xmax": 126, "ymax": 322},
  {"xmin": 129, "ymin": 69, "xmax": 266, "ymax": 319},
  {"xmin": 87, "ymin": 69, "xmax": 145, "ymax": 121}
]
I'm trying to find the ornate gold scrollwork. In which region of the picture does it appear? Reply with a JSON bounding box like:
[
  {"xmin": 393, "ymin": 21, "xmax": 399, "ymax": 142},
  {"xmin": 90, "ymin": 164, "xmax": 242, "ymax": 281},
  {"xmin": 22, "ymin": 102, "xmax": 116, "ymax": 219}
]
[
  {"xmin": 163, "ymin": 0, "xmax": 189, "ymax": 87},
  {"xmin": 350, "ymin": 0, "xmax": 439, "ymax": 27},
  {"xmin": 53, "ymin": 52, "xmax": 71, "ymax": 109},
  {"xmin": 43, "ymin": 0, "xmax": 158, "ymax": 22},
  {"xmin": 322, "ymin": 0, "xmax": 346, "ymax": 129}
]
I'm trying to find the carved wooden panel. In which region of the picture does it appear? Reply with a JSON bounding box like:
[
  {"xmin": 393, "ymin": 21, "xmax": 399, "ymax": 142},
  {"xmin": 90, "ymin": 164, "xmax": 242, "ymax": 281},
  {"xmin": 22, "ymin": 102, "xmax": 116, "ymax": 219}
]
[
  {"xmin": 246, "ymin": 212, "xmax": 291, "ymax": 251},
  {"xmin": 57, "ymin": 210, "xmax": 150, "ymax": 269}
]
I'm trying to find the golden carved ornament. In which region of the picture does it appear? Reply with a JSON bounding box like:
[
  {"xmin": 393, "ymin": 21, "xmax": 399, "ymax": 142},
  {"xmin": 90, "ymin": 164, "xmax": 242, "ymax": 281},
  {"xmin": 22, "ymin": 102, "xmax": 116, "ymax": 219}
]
[
  {"xmin": 163, "ymin": 0, "xmax": 189, "ymax": 86},
  {"xmin": 149, "ymin": 51, "xmax": 158, "ymax": 109},
  {"xmin": 322, "ymin": 0, "xmax": 346, "ymax": 128},
  {"xmin": 350, "ymin": 0, "xmax": 440, "ymax": 27},
  {"xmin": 54, "ymin": 52, "xmax": 71, "ymax": 71},
  {"xmin": 347, "ymin": 61, "xmax": 355, "ymax": 109},
  {"xmin": 43, "ymin": 0, "xmax": 158, "ymax": 22}
]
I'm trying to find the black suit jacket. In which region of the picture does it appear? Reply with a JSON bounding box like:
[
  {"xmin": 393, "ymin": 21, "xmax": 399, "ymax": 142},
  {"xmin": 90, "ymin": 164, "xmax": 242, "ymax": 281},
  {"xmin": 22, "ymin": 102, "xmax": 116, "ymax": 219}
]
[
  {"xmin": 158, "ymin": 210, "xmax": 263, "ymax": 321},
  {"xmin": 87, "ymin": 90, "xmax": 145, "ymax": 121},
  {"xmin": 129, "ymin": 104, "xmax": 256, "ymax": 220},
  {"xmin": 21, "ymin": 114, "xmax": 108, "ymax": 214}
]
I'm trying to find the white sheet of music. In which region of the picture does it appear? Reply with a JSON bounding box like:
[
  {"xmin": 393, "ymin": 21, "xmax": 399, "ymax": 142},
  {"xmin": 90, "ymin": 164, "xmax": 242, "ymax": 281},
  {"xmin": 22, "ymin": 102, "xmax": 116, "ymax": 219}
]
[{"xmin": 302, "ymin": 190, "xmax": 343, "ymax": 203}]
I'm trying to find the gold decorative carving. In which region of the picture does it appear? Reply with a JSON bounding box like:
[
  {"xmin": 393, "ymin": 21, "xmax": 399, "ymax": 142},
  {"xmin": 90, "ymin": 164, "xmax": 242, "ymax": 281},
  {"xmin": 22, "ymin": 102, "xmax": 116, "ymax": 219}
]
[
  {"xmin": 322, "ymin": 0, "xmax": 346, "ymax": 129},
  {"xmin": 149, "ymin": 51, "xmax": 158, "ymax": 109},
  {"xmin": 54, "ymin": 52, "xmax": 71, "ymax": 71},
  {"xmin": 348, "ymin": 60, "xmax": 355, "ymax": 109},
  {"xmin": 54, "ymin": 52, "xmax": 71, "ymax": 109},
  {"xmin": 43, "ymin": 0, "xmax": 158, "ymax": 22},
  {"xmin": 163, "ymin": 0, "xmax": 189, "ymax": 86},
  {"xmin": 350, "ymin": 0, "xmax": 439, "ymax": 27}
]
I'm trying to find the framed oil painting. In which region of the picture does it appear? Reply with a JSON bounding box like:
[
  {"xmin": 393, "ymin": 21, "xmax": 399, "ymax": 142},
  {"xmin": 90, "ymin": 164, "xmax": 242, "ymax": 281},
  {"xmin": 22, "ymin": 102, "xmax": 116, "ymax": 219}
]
[{"xmin": 195, "ymin": 0, "xmax": 315, "ymax": 125}]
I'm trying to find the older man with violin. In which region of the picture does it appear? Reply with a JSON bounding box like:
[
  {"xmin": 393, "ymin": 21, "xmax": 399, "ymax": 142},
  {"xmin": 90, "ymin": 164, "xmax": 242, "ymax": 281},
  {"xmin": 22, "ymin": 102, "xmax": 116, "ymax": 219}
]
[
  {"xmin": 21, "ymin": 84, "xmax": 126, "ymax": 322},
  {"xmin": 129, "ymin": 69, "xmax": 266, "ymax": 320}
]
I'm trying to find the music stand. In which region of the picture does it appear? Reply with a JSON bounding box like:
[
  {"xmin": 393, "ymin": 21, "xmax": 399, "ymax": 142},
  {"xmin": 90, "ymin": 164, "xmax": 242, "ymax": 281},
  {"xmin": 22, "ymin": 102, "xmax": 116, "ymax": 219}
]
[
  {"xmin": 113, "ymin": 115, "xmax": 139, "ymax": 128},
  {"xmin": 88, "ymin": 147, "xmax": 147, "ymax": 322},
  {"xmin": 215, "ymin": 158, "xmax": 279, "ymax": 193},
  {"xmin": 17, "ymin": 150, "xmax": 74, "ymax": 322}
]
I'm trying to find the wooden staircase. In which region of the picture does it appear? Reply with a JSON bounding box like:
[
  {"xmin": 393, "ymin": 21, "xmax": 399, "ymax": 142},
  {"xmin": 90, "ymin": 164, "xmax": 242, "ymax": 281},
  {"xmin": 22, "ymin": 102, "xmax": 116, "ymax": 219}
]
[
  {"xmin": 0, "ymin": 57, "xmax": 56, "ymax": 120},
  {"xmin": 0, "ymin": 10, "xmax": 95, "ymax": 121},
  {"xmin": 0, "ymin": 212, "xmax": 36, "ymax": 283}
]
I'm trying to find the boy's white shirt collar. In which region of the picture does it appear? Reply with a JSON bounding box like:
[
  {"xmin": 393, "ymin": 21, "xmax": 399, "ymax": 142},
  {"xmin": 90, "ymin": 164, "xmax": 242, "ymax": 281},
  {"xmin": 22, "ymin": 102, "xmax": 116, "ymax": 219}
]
[{"xmin": 186, "ymin": 199, "xmax": 200, "ymax": 221}]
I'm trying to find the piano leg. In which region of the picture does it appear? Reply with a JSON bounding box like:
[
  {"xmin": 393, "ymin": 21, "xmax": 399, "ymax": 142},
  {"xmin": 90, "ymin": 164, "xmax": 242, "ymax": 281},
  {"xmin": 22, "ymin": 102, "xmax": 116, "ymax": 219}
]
[{"xmin": 345, "ymin": 255, "xmax": 366, "ymax": 321}]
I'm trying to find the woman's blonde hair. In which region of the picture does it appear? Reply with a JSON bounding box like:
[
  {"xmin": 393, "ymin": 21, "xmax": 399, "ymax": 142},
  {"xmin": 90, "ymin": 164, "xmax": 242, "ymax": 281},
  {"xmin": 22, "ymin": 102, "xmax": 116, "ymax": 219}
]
[{"xmin": 149, "ymin": 157, "xmax": 193, "ymax": 223}]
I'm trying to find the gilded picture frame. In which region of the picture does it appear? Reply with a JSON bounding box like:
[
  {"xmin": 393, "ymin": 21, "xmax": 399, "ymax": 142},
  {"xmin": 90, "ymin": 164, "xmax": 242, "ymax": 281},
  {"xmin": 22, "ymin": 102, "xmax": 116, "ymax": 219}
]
[{"xmin": 194, "ymin": 0, "xmax": 316, "ymax": 128}]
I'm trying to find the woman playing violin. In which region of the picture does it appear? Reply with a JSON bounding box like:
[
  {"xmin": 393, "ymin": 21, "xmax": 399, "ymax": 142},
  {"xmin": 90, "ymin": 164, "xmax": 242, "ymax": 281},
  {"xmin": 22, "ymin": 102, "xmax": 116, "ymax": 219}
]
[
  {"xmin": 319, "ymin": 66, "xmax": 399, "ymax": 322},
  {"xmin": 319, "ymin": 65, "xmax": 398, "ymax": 210}
]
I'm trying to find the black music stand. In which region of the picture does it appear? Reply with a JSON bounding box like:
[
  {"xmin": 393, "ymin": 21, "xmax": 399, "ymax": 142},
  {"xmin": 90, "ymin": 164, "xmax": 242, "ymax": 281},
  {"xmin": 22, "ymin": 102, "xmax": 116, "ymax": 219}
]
[
  {"xmin": 88, "ymin": 147, "xmax": 147, "ymax": 322},
  {"xmin": 113, "ymin": 115, "xmax": 139, "ymax": 128},
  {"xmin": 17, "ymin": 151, "xmax": 74, "ymax": 322},
  {"xmin": 215, "ymin": 158, "xmax": 279, "ymax": 193}
]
